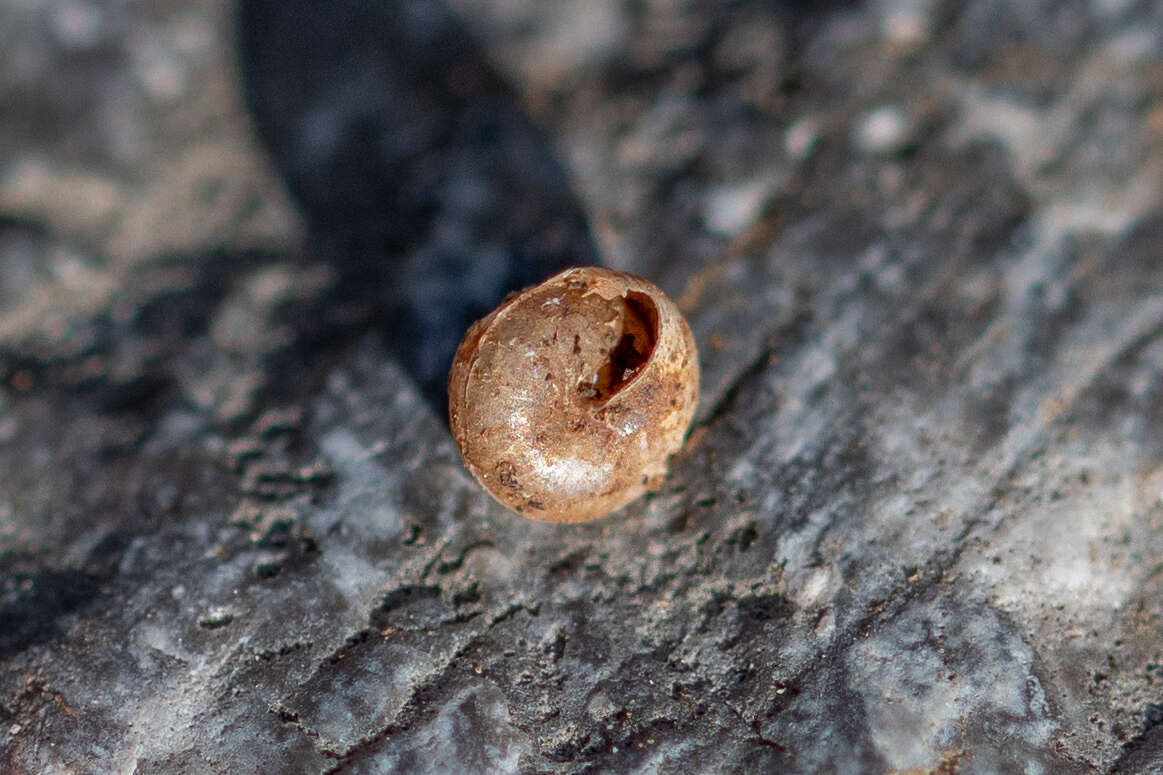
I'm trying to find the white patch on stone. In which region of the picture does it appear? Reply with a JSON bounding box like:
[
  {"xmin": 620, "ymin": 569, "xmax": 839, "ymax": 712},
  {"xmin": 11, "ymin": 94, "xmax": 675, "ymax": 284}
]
[
  {"xmin": 877, "ymin": 0, "xmax": 936, "ymax": 49},
  {"xmin": 848, "ymin": 595, "xmax": 1055, "ymax": 772},
  {"xmin": 703, "ymin": 176, "xmax": 778, "ymax": 237},
  {"xmin": 853, "ymin": 105, "xmax": 912, "ymax": 155},
  {"xmin": 784, "ymin": 117, "xmax": 821, "ymax": 161}
]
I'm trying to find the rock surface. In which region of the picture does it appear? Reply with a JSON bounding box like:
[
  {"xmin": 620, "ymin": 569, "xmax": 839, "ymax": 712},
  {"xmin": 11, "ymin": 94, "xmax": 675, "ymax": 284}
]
[{"xmin": 2, "ymin": 0, "xmax": 1163, "ymax": 772}]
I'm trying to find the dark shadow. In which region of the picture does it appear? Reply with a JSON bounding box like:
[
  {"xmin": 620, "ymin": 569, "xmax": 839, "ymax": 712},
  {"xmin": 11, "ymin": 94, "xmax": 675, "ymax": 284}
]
[
  {"xmin": 236, "ymin": 0, "xmax": 599, "ymax": 413},
  {"xmin": 1111, "ymin": 702, "xmax": 1163, "ymax": 773},
  {"xmin": 0, "ymin": 566, "xmax": 101, "ymax": 659}
]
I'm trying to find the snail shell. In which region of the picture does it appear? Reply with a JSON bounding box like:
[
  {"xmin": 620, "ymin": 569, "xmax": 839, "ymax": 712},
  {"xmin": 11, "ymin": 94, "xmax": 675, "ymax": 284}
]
[{"xmin": 448, "ymin": 267, "xmax": 699, "ymax": 523}]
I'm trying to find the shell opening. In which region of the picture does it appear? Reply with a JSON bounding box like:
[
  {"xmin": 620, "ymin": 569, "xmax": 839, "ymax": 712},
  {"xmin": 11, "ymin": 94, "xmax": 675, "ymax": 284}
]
[{"xmin": 577, "ymin": 290, "xmax": 659, "ymax": 402}]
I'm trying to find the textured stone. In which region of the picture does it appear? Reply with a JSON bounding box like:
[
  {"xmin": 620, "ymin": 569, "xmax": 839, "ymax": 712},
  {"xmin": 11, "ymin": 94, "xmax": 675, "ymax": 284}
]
[{"xmin": 2, "ymin": 0, "xmax": 1163, "ymax": 773}]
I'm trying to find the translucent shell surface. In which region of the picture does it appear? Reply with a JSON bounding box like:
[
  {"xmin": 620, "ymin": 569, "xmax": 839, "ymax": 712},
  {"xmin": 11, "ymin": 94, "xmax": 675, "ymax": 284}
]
[{"xmin": 448, "ymin": 267, "xmax": 700, "ymax": 523}]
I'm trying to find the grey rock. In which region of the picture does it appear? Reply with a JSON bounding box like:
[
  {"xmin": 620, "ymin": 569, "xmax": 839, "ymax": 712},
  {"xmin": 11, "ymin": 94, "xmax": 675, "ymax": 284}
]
[{"xmin": 2, "ymin": 0, "xmax": 1163, "ymax": 773}]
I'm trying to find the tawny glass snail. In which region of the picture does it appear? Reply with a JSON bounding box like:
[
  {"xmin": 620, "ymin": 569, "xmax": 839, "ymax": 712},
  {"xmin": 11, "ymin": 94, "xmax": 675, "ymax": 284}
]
[{"xmin": 448, "ymin": 267, "xmax": 699, "ymax": 523}]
